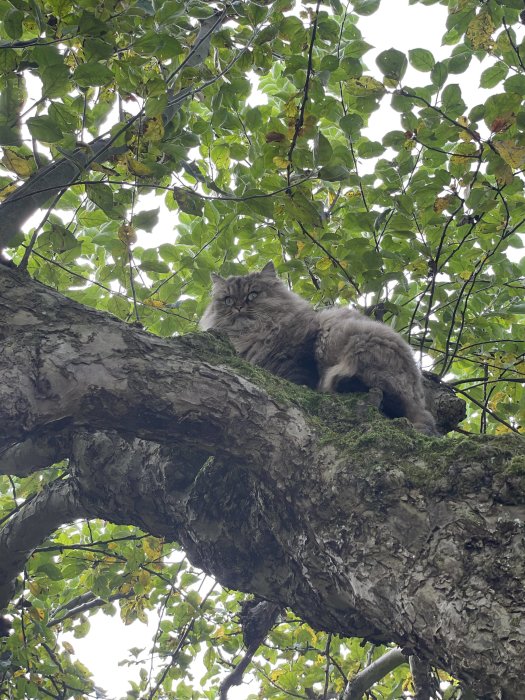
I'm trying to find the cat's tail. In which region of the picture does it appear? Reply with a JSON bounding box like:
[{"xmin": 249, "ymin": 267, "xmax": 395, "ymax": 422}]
[{"xmin": 318, "ymin": 359, "xmax": 359, "ymax": 393}]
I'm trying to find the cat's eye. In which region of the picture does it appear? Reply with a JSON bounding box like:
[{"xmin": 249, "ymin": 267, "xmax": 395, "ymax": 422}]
[
  {"xmin": 247, "ymin": 291, "xmax": 258, "ymax": 302},
  {"xmin": 224, "ymin": 296, "xmax": 234, "ymax": 306}
]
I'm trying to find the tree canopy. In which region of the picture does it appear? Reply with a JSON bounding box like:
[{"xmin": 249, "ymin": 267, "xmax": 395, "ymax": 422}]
[{"xmin": 0, "ymin": 0, "xmax": 524, "ymax": 698}]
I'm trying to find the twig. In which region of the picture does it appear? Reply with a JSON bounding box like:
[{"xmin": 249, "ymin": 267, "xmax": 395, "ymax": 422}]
[
  {"xmin": 342, "ymin": 647, "xmax": 408, "ymax": 700},
  {"xmin": 287, "ymin": 0, "xmax": 322, "ymax": 185}
]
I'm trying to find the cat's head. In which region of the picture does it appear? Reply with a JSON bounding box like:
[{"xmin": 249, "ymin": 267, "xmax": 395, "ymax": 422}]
[{"xmin": 201, "ymin": 261, "xmax": 292, "ymax": 330}]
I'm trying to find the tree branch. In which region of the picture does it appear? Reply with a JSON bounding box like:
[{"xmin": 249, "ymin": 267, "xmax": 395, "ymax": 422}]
[
  {"xmin": 0, "ymin": 12, "xmax": 228, "ymax": 248},
  {"xmin": 1, "ymin": 265, "xmax": 524, "ymax": 699},
  {"xmin": 409, "ymin": 655, "xmax": 438, "ymax": 700},
  {"xmin": 0, "ymin": 478, "xmax": 87, "ymax": 608},
  {"xmin": 342, "ymin": 647, "xmax": 408, "ymax": 700},
  {"xmin": 0, "ymin": 428, "xmax": 71, "ymax": 476}
]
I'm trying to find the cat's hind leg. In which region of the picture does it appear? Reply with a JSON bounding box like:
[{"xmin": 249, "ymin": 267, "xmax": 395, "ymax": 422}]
[
  {"xmin": 403, "ymin": 400, "xmax": 439, "ymax": 436},
  {"xmin": 375, "ymin": 375, "xmax": 438, "ymax": 436}
]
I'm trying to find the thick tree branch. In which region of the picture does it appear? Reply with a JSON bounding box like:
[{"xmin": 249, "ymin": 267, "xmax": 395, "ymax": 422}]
[
  {"xmin": 0, "ymin": 478, "xmax": 86, "ymax": 607},
  {"xmin": 1, "ymin": 265, "xmax": 525, "ymax": 700},
  {"xmin": 0, "ymin": 428, "xmax": 70, "ymax": 476}
]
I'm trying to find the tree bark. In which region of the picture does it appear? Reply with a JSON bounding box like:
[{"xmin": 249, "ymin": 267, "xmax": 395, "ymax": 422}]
[{"xmin": 0, "ymin": 264, "xmax": 524, "ymax": 699}]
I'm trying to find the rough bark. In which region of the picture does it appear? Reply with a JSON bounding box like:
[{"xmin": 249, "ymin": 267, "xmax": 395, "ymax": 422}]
[{"xmin": 1, "ymin": 264, "xmax": 524, "ymax": 699}]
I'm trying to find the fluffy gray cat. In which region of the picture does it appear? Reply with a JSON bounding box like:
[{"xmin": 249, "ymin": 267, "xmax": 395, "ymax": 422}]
[{"xmin": 200, "ymin": 262, "xmax": 437, "ymax": 435}]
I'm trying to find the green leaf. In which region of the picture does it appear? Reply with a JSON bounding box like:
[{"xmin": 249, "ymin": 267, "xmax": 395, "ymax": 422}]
[
  {"xmin": 139, "ymin": 260, "xmax": 170, "ymax": 273},
  {"xmin": 41, "ymin": 64, "xmax": 70, "ymax": 99},
  {"xmin": 86, "ymin": 182, "xmax": 115, "ymax": 214},
  {"xmin": 376, "ymin": 49, "xmax": 408, "ymax": 83},
  {"xmin": 441, "ymin": 84, "xmax": 466, "ymax": 118},
  {"xmin": 48, "ymin": 102, "xmax": 79, "ymax": 132},
  {"xmin": 172, "ymin": 188, "xmax": 204, "ymax": 216},
  {"xmin": 0, "ymin": 126, "xmax": 22, "ymax": 146},
  {"xmin": 352, "ymin": 0, "xmax": 380, "ymax": 15},
  {"xmin": 4, "ymin": 8, "xmax": 24, "ymax": 39},
  {"xmin": 132, "ymin": 208, "xmax": 160, "ymax": 231},
  {"xmin": 344, "ymin": 40, "xmax": 373, "ymax": 58},
  {"xmin": 313, "ymin": 132, "xmax": 333, "ymax": 166},
  {"xmin": 26, "ymin": 116, "xmax": 64, "ymax": 143},
  {"xmin": 448, "ymin": 49, "xmax": 472, "ymax": 74},
  {"xmin": 340, "ymin": 113, "xmax": 364, "ymax": 138},
  {"xmin": 84, "ymin": 38, "xmax": 115, "ymax": 61},
  {"xmin": 73, "ymin": 63, "xmax": 114, "ymax": 87},
  {"xmin": 287, "ymin": 192, "xmax": 323, "ymax": 228},
  {"xmin": 211, "ymin": 143, "xmax": 230, "ymax": 170},
  {"xmin": 479, "ymin": 62, "xmax": 508, "ymax": 89},
  {"xmin": 358, "ymin": 140, "xmax": 384, "ymax": 158},
  {"xmin": 318, "ymin": 164, "xmax": 351, "ymax": 181},
  {"xmin": 408, "ymin": 48, "xmax": 435, "ymax": 72},
  {"xmin": 430, "ymin": 61, "xmax": 448, "ymax": 87}
]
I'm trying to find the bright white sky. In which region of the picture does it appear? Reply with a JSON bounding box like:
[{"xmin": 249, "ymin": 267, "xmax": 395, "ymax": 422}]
[{"xmin": 51, "ymin": 1, "xmax": 521, "ymax": 698}]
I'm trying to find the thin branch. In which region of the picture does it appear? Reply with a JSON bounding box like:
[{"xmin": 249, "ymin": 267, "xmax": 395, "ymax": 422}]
[
  {"xmin": 342, "ymin": 647, "xmax": 408, "ymax": 700},
  {"xmin": 287, "ymin": 0, "xmax": 322, "ymax": 184}
]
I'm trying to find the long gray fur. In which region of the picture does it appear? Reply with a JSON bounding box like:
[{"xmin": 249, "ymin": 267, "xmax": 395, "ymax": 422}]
[{"xmin": 200, "ymin": 262, "xmax": 437, "ymax": 435}]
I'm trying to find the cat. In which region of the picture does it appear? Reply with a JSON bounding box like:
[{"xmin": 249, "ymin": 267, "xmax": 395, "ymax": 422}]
[{"xmin": 200, "ymin": 261, "xmax": 438, "ymax": 435}]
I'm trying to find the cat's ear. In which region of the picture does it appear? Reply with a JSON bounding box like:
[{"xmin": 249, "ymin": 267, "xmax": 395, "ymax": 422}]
[
  {"xmin": 210, "ymin": 272, "xmax": 225, "ymax": 286},
  {"xmin": 260, "ymin": 261, "xmax": 276, "ymax": 277}
]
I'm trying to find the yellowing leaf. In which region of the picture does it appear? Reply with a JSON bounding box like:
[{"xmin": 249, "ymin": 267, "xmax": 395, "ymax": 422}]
[
  {"xmin": 490, "ymin": 115, "xmax": 514, "ymax": 133},
  {"xmin": 30, "ymin": 607, "xmax": 45, "ymax": 621},
  {"xmin": 335, "ymin": 677, "xmax": 345, "ymax": 693},
  {"xmin": 284, "ymin": 99, "xmax": 297, "ymax": 119},
  {"xmin": 172, "ymin": 187, "xmax": 204, "ymax": 216},
  {"xmin": 0, "ymin": 183, "xmax": 18, "ymax": 201},
  {"xmin": 493, "ymin": 139, "xmax": 525, "ymax": 169},
  {"xmin": 28, "ymin": 581, "xmax": 41, "ymax": 596},
  {"xmin": 137, "ymin": 569, "xmax": 151, "ymax": 587},
  {"xmin": 143, "ymin": 298, "xmax": 165, "ymax": 308},
  {"xmin": 118, "ymin": 223, "xmax": 137, "ymax": 246},
  {"xmin": 317, "ymin": 257, "xmax": 332, "ymax": 271},
  {"xmin": 494, "ymin": 159, "xmax": 514, "ymax": 186},
  {"xmin": 466, "ymin": 10, "xmax": 494, "ymax": 51},
  {"xmin": 457, "ymin": 116, "xmax": 475, "ymax": 141},
  {"xmin": 91, "ymin": 162, "xmax": 119, "ymax": 176},
  {"xmin": 143, "ymin": 535, "xmax": 164, "ymax": 560},
  {"xmin": 407, "ymin": 259, "xmax": 427, "ymax": 275},
  {"xmin": 273, "ymin": 155, "xmax": 290, "ymax": 169},
  {"xmin": 346, "ymin": 76, "xmax": 385, "ymax": 96},
  {"xmin": 403, "ymin": 674, "xmax": 414, "ymax": 691},
  {"xmin": 143, "ymin": 116, "xmax": 164, "ymax": 142},
  {"xmin": 2, "ymin": 148, "xmax": 35, "ymax": 178},
  {"xmin": 495, "ymin": 424, "xmax": 513, "ymax": 434},
  {"xmin": 63, "ymin": 641, "xmax": 75, "ymax": 654},
  {"xmin": 13, "ymin": 669, "xmax": 27, "ymax": 678},
  {"xmin": 433, "ymin": 195, "xmax": 458, "ymax": 213},
  {"xmin": 126, "ymin": 155, "xmax": 154, "ymax": 176}
]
